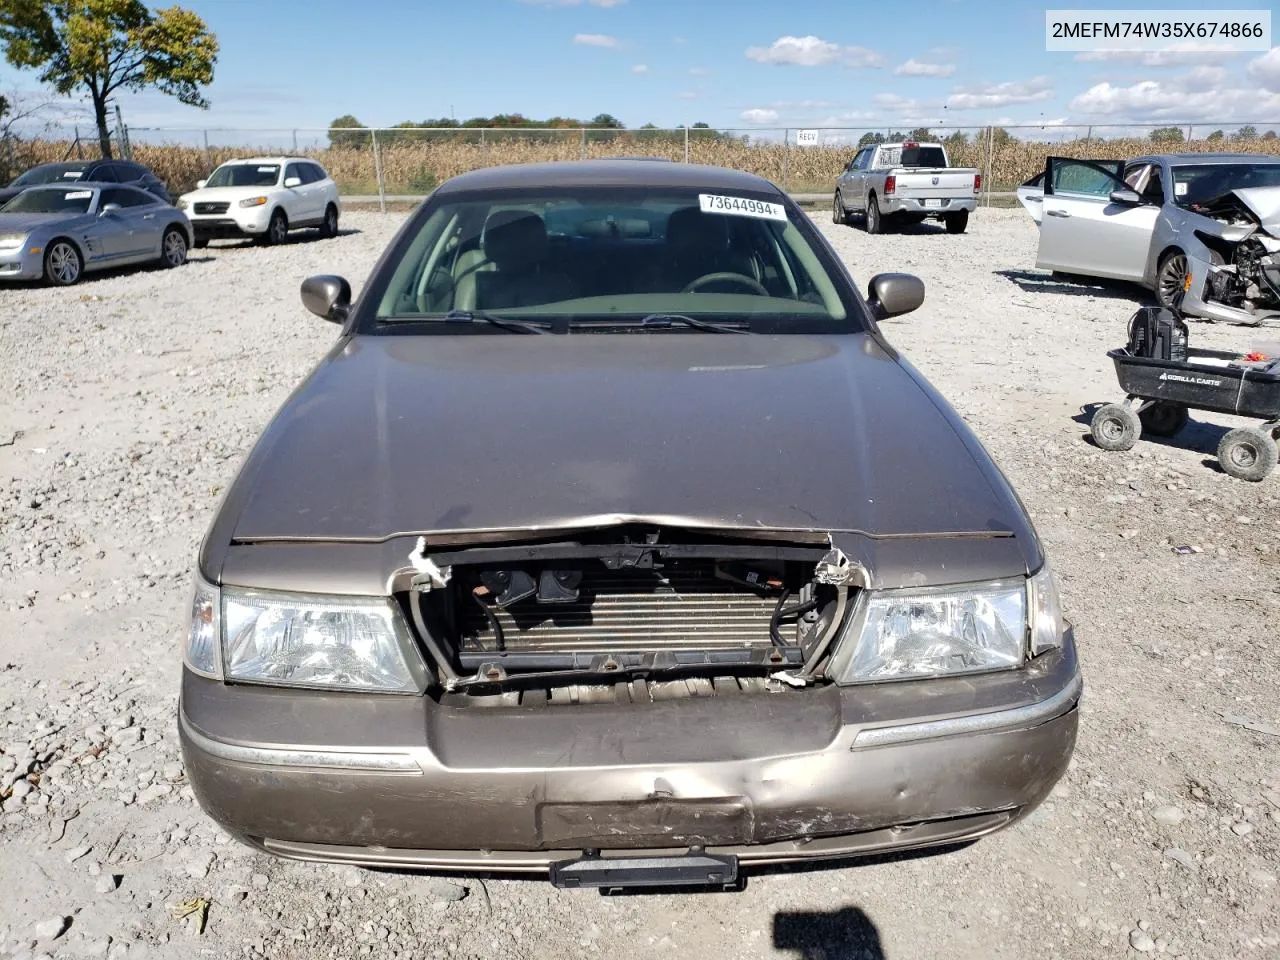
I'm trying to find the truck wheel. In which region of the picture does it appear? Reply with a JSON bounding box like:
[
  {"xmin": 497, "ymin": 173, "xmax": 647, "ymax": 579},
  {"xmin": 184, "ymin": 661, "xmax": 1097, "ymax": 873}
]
[
  {"xmin": 1217, "ymin": 426, "xmax": 1277, "ymax": 481},
  {"xmin": 1138, "ymin": 401, "xmax": 1188, "ymax": 437},
  {"xmin": 865, "ymin": 197, "xmax": 882, "ymax": 234},
  {"xmin": 945, "ymin": 210, "xmax": 969, "ymax": 234},
  {"xmin": 1090, "ymin": 403, "xmax": 1140, "ymax": 451},
  {"xmin": 831, "ymin": 192, "xmax": 850, "ymax": 226}
]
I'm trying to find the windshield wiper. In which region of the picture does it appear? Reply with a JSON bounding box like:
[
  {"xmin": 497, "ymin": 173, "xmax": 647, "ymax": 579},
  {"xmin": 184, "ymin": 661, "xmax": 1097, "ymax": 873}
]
[
  {"xmin": 433, "ymin": 309, "xmax": 551, "ymax": 334},
  {"xmin": 571, "ymin": 313, "xmax": 750, "ymax": 334}
]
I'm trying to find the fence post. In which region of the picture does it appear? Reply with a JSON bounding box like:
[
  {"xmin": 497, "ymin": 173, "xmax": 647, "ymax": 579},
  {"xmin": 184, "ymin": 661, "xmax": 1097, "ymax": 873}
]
[
  {"xmin": 984, "ymin": 125, "xmax": 995, "ymax": 208},
  {"xmin": 580, "ymin": 127, "xmax": 587, "ymax": 159},
  {"xmin": 371, "ymin": 129, "xmax": 386, "ymax": 213},
  {"xmin": 292, "ymin": 129, "xmax": 298, "ymax": 152},
  {"xmin": 684, "ymin": 125, "xmax": 690, "ymax": 164},
  {"xmin": 1186, "ymin": 123, "xmax": 1193, "ymax": 142},
  {"xmin": 782, "ymin": 129, "xmax": 790, "ymax": 192},
  {"xmin": 202, "ymin": 130, "xmax": 210, "ymax": 169}
]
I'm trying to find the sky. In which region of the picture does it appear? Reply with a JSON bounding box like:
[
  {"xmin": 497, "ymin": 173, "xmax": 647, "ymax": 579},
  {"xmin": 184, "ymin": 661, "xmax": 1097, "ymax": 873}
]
[{"xmin": 2, "ymin": 0, "xmax": 1280, "ymax": 137}]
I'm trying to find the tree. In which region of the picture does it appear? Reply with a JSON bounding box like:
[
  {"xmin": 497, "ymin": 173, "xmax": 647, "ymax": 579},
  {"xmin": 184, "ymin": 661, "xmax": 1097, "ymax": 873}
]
[
  {"xmin": 857, "ymin": 131, "xmax": 884, "ymax": 147},
  {"xmin": 1206, "ymin": 129, "xmax": 1225, "ymax": 142},
  {"xmin": 908, "ymin": 126, "xmax": 933, "ymax": 142},
  {"xmin": 1150, "ymin": 126, "xmax": 1185, "ymax": 143},
  {"xmin": 1235, "ymin": 125, "xmax": 1258, "ymax": 140},
  {"xmin": 588, "ymin": 112, "xmax": 624, "ymax": 129},
  {"xmin": 0, "ymin": 0, "xmax": 217, "ymax": 159},
  {"xmin": 944, "ymin": 130, "xmax": 968, "ymax": 148},
  {"xmin": 1264, "ymin": 130, "xmax": 1278, "ymax": 141},
  {"xmin": 328, "ymin": 114, "xmax": 369, "ymax": 148}
]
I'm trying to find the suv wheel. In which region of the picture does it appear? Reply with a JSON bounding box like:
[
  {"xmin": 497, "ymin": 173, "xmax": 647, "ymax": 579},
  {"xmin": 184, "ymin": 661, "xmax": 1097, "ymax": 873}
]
[
  {"xmin": 262, "ymin": 210, "xmax": 288, "ymax": 246},
  {"xmin": 319, "ymin": 204, "xmax": 339, "ymax": 239}
]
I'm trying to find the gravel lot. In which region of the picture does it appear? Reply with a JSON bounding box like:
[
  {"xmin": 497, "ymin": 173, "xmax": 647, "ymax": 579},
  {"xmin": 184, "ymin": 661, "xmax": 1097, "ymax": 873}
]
[{"xmin": 1, "ymin": 207, "xmax": 1278, "ymax": 960}]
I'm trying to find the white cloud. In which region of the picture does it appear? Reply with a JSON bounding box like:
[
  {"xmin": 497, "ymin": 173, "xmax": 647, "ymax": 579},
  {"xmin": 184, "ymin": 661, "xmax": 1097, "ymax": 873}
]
[
  {"xmin": 894, "ymin": 58, "xmax": 955, "ymax": 77},
  {"xmin": 688, "ymin": 66, "xmax": 710, "ymax": 76},
  {"xmin": 1247, "ymin": 46, "xmax": 1280, "ymax": 93},
  {"xmin": 741, "ymin": 108, "xmax": 780, "ymax": 124},
  {"xmin": 630, "ymin": 63, "xmax": 649, "ymax": 75},
  {"xmin": 1074, "ymin": 44, "xmax": 1242, "ymax": 67},
  {"xmin": 745, "ymin": 35, "xmax": 883, "ymax": 68},
  {"xmin": 1068, "ymin": 72, "xmax": 1280, "ymax": 122},
  {"xmin": 573, "ymin": 33, "xmax": 619, "ymax": 47},
  {"xmin": 945, "ymin": 76, "xmax": 1053, "ymax": 110}
]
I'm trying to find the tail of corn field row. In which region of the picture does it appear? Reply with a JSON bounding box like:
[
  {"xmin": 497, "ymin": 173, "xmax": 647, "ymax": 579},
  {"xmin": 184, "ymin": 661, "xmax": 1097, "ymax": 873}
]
[{"xmin": 8, "ymin": 133, "xmax": 1280, "ymax": 198}]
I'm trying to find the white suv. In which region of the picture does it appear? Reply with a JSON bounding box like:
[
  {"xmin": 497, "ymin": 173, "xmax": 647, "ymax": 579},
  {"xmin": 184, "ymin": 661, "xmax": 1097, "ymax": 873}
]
[{"xmin": 178, "ymin": 157, "xmax": 341, "ymax": 247}]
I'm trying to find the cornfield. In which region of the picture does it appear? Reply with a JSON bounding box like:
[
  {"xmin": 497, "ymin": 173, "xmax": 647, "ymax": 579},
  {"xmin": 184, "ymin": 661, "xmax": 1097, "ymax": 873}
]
[{"xmin": 7, "ymin": 131, "xmax": 1280, "ymax": 196}]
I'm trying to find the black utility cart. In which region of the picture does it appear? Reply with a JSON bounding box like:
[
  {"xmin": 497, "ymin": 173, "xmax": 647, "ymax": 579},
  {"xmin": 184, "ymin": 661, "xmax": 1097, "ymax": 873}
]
[{"xmin": 1091, "ymin": 308, "xmax": 1280, "ymax": 481}]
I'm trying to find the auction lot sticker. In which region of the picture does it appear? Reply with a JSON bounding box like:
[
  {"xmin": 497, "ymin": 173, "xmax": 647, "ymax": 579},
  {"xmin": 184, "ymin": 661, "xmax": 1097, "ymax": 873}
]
[{"xmin": 699, "ymin": 194, "xmax": 787, "ymax": 221}]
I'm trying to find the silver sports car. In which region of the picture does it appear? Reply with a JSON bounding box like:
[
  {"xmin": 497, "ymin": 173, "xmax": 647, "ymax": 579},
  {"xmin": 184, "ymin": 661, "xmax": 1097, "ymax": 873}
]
[
  {"xmin": 1017, "ymin": 153, "xmax": 1280, "ymax": 326},
  {"xmin": 0, "ymin": 183, "xmax": 192, "ymax": 286}
]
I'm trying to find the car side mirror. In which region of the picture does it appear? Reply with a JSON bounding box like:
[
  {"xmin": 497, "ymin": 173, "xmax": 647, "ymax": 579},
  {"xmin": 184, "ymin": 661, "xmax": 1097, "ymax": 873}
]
[
  {"xmin": 284, "ymin": 176, "xmax": 302, "ymax": 188},
  {"xmin": 1109, "ymin": 188, "xmax": 1142, "ymax": 206},
  {"xmin": 99, "ymin": 203, "xmax": 121, "ymax": 216},
  {"xmin": 196, "ymin": 179, "xmax": 207, "ymax": 189},
  {"xmin": 867, "ymin": 272, "xmax": 925, "ymax": 319},
  {"xmin": 301, "ymin": 274, "xmax": 351, "ymax": 324}
]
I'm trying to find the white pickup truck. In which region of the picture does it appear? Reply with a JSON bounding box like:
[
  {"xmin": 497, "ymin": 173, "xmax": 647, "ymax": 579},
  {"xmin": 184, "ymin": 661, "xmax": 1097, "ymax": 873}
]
[{"xmin": 833, "ymin": 142, "xmax": 981, "ymax": 234}]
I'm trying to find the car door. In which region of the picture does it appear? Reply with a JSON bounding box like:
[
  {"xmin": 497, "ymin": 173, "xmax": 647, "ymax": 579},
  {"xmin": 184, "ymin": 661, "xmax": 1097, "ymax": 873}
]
[
  {"xmin": 282, "ymin": 162, "xmax": 313, "ymax": 222},
  {"xmin": 117, "ymin": 186, "xmax": 167, "ymax": 258},
  {"xmin": 1036, "ymin": 157, "xmax": 1160, "ymax": 281},
  {"xmin": 307, "ymin": 163, "xmax": 333, "ymax": 215},
  {"xmin": 837, "ymin": 151, "xmax": 863, "ymax": 207},
  {"xmin": 84, "ymin": 187, "xmax": 134, "ymax": 259},
  {"xmin": 1017, "ymin": 171, "xmax": 1045, "ymax": 224}
]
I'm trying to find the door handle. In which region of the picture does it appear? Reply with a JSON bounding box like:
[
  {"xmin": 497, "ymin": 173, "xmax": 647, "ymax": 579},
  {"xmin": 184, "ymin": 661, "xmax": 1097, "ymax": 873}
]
[
  {"xmin": 1046, "ymin": 209, "xmax": 1071, "ymax": 218},
  {"xmin": 1025, "ymin": 195, "xmax": 1042, "ymax": 203},
  {"xmin": 142, "ymin": 213, "xmax": 155, "ymax": 219}
]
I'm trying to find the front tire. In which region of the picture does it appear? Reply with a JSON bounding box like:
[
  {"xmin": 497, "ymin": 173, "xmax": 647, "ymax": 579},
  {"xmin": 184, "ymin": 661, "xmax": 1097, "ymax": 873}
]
[
  {"xmin": 261, "ymin": 209, "xmax": 288, "ymax": 246},
  {"xmin": 945, "ymin": 210, "xmax": 969, "ymax": 234},
  {"xmin": 1156, "ymin": 250, "xmax": 1187, "ymax": 308},
  {"xmin": 1090, "ymin": 403, "xmax": 1141, "ymax": 451},
  {"xmin": 44, "ymin": 239, "xmax": 82, "ymax": 286},
  {"xmin": 319, "ymin": 203, "xmax": 339, "ymax": 239},
  {"xmin": 160, "ymin": 226, "xmax": 187, "ymax": 268},
  {"xmin": 1217, "ymin": 426, "xmax": 1277, "ymax": 481},
  {"xmin": 865, "ymin": 196, "xmax": 882, "ymax": 234}
]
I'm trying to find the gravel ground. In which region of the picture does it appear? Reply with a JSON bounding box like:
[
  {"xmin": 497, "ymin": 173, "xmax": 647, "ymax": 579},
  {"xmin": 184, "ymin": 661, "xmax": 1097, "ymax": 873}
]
[{"xmin": 1, "ymin": 208, "xmax": 1278, "ymax": 960}]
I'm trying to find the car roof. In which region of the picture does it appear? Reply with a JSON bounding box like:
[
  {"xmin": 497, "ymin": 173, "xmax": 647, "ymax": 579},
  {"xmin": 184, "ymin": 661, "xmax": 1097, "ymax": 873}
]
[
  {"xmin": 1137, "ymin": 152, "xmax": 1280, "ymax": 165},
  {"xmin": 22, "ymin": 181, "xmax": 105, "ymax": 190},
  {"xmin": 434, "ymin": 159, "xmax": 782, "ymax": 195},
  {"xmin": 219, "ymin": 156, "xmax": 312, "ymax": 165}
]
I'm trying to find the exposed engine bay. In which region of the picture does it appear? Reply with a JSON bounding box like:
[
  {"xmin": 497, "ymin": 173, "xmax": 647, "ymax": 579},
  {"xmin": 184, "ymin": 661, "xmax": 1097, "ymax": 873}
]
[
  {"xmin": 402, "ymin": 526, "xmax": 863, "ymax": 703},
  {"xmin": 1195, "ymin": 191, "xmax": 1280, "ymax": 323}
]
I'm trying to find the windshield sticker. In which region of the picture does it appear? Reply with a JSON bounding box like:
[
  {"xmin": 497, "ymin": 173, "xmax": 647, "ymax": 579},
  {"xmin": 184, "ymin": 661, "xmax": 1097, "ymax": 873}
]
[
  {"xmin": 698, "ymin": 194, "xmax": 787, "ymax": 222},
  {"xmin": 61, "ymin": 171, "xmax": 84, "ymax": 179},
  {"xmin": 257, "ymin": 166, "xmax": 277, "ymax": 172},
  {"xmin": 1175, "ymin": 182, "xmax": 1188, "ymax": 196},
  {"xmin": 65, "ymin": 190, "xmax": 92, "ymax": 199}
]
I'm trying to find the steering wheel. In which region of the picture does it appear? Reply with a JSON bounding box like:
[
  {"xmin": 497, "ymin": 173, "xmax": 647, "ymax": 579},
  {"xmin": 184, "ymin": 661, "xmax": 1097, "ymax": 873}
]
[{"xmin": 682, "ymin": 271, "xmax": 769, "ymax": 296}]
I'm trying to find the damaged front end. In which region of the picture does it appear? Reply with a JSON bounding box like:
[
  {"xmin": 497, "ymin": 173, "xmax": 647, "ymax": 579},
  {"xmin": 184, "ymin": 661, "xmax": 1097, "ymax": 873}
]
[
  {"xmin": 1190, "ymin": 189, "xmax": 1280, "ymax": 326},
  {"xmin": 402, "ymin": 525, "xmax": 867, "ymax": 702}
]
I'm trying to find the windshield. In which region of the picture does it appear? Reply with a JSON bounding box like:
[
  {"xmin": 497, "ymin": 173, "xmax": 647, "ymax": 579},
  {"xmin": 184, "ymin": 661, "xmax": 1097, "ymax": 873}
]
[
  {"xmin": 11, "ymin": 164, "xmax": 90, "ymax": 187},
  {"xmin": 0, "ymin": 187, "xmax": 96, "ymax": 215},
  {"xmin": 205, "ymin": 164, "xmax": 280, "ymax": 188},
  {"xmin": 374, "ymin": 187, "xmax": 853, "ymax": 330},
  {"xmin": 1172, "ymin": 163, "xmax": 1280, "ymax": 209}
]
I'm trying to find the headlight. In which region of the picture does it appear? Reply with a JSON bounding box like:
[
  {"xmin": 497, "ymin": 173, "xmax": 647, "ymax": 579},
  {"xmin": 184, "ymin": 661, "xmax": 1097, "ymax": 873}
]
[
  {"xmin": 831, "ymin": 579, "xmax": 1028, "ymax": 684},
  {"xmin": 0, "ymin": 232, "xmax": 27, "ymax": 250},
  {"xmin": 175, "ymin": 198, "xmax": 189, "ymax": 209},
  {"xmin": 222, "ymin": 587, "xmax": 425, "ymax": 693},
  {"xmin": 183, "ymin": 576, "xmax": 426, "ymax": 693},
  {"xmin": 238, "ymin": 196, "xmax": 268, "ymax": 208},
  {"xmin": 1028, "ymin": 563, "xmax": 1064, "ymax": 656}
]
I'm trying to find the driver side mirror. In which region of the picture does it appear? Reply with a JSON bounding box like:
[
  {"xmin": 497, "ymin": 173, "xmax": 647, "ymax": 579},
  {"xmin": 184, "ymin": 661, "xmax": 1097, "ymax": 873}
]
[
  {"xmin": 867, "ymin": 272, "xmax": 925, "ymax": 319},
  {"xmin": 99, "ymin": 203, "xmax": 121, "ymax": 216},
  {"xmin": 301, "ymin": 274, "xmax": 351, "ymax": 324},
  {"xmin": 1109, "ymin": 188, "xmax": 1142, "ymax": 206},
  {"xmin": 284, "ymin": 176, "xmax": 302, "ymax": 188},
  {"xmin": 196, "ymin": 179, "xmax": 207, "ymax": 189}
]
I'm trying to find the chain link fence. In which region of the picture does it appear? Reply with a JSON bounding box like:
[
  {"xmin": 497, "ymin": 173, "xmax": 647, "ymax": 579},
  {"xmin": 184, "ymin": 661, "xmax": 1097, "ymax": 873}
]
[{"xmin": 5, "ymin": 122, "xmax": 1280, "ymax": 204}]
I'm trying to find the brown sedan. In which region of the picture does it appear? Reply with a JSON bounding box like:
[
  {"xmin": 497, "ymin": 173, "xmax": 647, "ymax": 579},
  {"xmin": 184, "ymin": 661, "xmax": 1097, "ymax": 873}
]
[{"xmin": 180, "ymin": 160, "xmax": 1080, "ymax": 889}]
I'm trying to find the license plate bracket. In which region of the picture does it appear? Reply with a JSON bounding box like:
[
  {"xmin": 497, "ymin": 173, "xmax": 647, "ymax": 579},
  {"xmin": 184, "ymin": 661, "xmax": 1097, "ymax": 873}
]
[{"xmin": 550, "ymin": 852, "xmax": 739, "ymax": 889}]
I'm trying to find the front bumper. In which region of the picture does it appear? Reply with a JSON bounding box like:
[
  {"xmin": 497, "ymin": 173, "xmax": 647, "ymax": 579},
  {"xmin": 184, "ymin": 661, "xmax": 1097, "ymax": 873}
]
[
  {"xmin": 180, "ymin": 632, "xmax": 1081, "ymax": 872},
  {"xmin": 882, "ymin": 197, "xmax": 977, "ymax": 217},
  {"xmin": 0, "ymin": 244, "xmax": 45, "ymax": 281},
  {"xmin": 188, "ymin": 213, "xmax": 267, "ymax": 239},
  {"xmin": 1182, "ymin": 252, "xmax": 1280, "ymax": 325}
]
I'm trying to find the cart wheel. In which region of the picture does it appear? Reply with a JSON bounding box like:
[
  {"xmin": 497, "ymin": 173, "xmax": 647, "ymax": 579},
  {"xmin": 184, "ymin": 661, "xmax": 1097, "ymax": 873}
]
[
  {"xmin": 1139, "ymin": 401, "xmax": 1189, "ymax": 438},
  {"xmin": 1217, "ymin": 427, "xmax": 1277, "ymax": 482},
  {"xmin": 1090, "ymin": 403, "xmax": 1141, "ymax": 451}
]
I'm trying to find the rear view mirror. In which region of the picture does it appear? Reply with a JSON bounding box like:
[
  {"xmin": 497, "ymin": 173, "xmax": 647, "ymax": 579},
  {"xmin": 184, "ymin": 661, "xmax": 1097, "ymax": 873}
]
[
  {"xmin": 196, "ymin": 179, "xmax": 207, "ymax": 189},
  {"xmin": 284, "ymin": 176, "xmax": 302, "ymax": 188},
  {"xmin": 867, "ymin": 273, "xmax": 925, "ymax": 319},
  {"xmin": 1109, "ymin": 188, "xmax": 1142, "ymax": 206},
  {"xmin": 301, "ymin": 274, "xmax": 351, "ymax": 324}
]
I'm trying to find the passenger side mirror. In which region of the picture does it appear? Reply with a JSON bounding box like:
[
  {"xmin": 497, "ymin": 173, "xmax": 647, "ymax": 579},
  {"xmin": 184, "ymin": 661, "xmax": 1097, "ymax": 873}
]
[
  {"xmin": 1109, "ymin": 188, "xmax": 1142, "ymax": 206},
  {"xmin": 196, "ymin": 179, "xmax": 207, "ymax": 189},
  {"xmin": 284, "ymin": 176, "xmax": 302, "ymax": 188},
  {"xmin": 99, "ymin": 202, "xmax": 121, "ymax": 216},
  {"xmin": 867, "ymin": 272, "xmax": 925, "ymax": 319},
  {"xmin": 301, "ymin": 274, "xmax": 351, "ymax": 324}
]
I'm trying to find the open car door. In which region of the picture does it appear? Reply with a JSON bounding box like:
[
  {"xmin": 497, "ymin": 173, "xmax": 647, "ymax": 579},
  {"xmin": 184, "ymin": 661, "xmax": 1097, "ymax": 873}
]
[
  {"xmin": 1035, "ymin": 157, "xmax": 1159, "ymax": 282},
  {"xmin": 1016, "ymin": 171, "xmax": 1045, "ymax": 224}
]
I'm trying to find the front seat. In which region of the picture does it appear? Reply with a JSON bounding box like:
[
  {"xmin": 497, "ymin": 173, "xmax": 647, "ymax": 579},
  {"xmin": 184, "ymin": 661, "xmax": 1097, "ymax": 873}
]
[
  {"xmin": 473, "ymin": 210, "xmax": 574, "ymax": 309},
  {"xmin": 662, "ymin": 207, "xmax": 759, "ymax": 292}
]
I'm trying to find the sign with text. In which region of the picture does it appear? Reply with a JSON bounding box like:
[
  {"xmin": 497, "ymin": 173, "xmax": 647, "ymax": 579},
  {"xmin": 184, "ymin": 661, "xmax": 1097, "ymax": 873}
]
[{"xmin": 795, "ymin": 129, "xmax": 819, "ymax": 146}]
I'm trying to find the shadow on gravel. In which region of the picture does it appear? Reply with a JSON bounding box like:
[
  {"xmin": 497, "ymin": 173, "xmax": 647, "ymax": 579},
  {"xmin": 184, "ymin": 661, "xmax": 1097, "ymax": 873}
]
[
  {"xmin": 1074, "ymin": 403, "xmax": 1230, "ymax": 456},
  {"xmin": 203, "ymin": 227, "xmax": 363, "ymax": 251},
  {"xmin": 773, "ymin": 907, "xmax": 886, "ymax": 960},
  {"xmin": 996, "ymin": 268, "xmax": 1146, "ymax": 302}
]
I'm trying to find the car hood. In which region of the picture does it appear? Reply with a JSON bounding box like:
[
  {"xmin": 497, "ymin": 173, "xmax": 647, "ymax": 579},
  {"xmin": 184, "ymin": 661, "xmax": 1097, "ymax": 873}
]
[
  {"xmin": 224, "ymin": 333, "xmax": 1030, "ymax": 553},
  {"xmin": 0, "ymin": 211, "xmax": 83, "ymax": 230},
  {"xmin": 1230, "ymin": 186, "xmax": 1280, "ymax": 235},
  {"xmin": 181, "ymin": 185, "xmax": 277, "ymax": 204}
]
